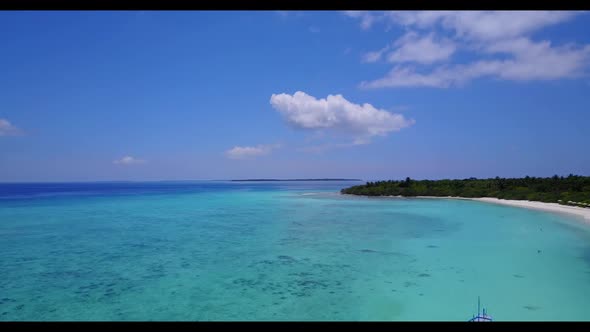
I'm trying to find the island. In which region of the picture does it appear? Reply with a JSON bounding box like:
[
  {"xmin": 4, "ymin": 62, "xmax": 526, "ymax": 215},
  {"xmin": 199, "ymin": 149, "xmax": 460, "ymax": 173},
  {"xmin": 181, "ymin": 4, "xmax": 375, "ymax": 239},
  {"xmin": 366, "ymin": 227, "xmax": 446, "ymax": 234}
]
[{"xmin": 341, "ymin": 175, "xmax": 590, "ymax": 208}]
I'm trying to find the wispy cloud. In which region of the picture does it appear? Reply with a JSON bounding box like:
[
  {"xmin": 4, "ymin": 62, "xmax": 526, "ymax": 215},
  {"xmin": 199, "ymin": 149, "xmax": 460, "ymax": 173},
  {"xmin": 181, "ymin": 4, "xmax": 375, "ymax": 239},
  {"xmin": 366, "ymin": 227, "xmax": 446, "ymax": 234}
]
[
  {"xmin": 361, "ymin": 40, "xmax": 590, "ymax": 89},
  {"xmin": 363, "ymin": 31, "xmax": 455, "ymax": 65},
  {"xmin": 269, "ymin": 91, "xmax": 415, "ymax": 144},
  {"xmin": 347, "ymin": 11, "xmax": 578, "ymax": 38},
  {"xmin": 347, "ymin": 11, "xmax": 589, "ymax": 88},
  {"xmin": 387, "ymin": 32, "xmax": 456, "ymax": 64},
  {"xmin": 113, "ymin": 156, "xmax": 146, "ymax": 165},
  {"xmin": 343, "ymin": 11, "xmax": 382, "ymax": 30},
  {"xmin": 308, "ymin": 26, "xmax": 320, "ymax": 33},
  {"xmin": 225, "ymin": 144, "xmax": 281, "ymax": 160},
  {"xmin": 0, "ymin": 118, "xmax": 22, "ymax": 136},
  {"xmin": 361, "ymin": 47, "xmax": 388, "ymax": 63}
]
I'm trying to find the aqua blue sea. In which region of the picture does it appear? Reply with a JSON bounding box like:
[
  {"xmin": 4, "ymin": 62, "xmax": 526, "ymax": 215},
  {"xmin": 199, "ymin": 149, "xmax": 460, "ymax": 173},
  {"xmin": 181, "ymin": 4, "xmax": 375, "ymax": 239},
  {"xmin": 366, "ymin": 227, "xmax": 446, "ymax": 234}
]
[{"xmin": 1, "ymin": 181, "xmax": 589, "ymax": 321}]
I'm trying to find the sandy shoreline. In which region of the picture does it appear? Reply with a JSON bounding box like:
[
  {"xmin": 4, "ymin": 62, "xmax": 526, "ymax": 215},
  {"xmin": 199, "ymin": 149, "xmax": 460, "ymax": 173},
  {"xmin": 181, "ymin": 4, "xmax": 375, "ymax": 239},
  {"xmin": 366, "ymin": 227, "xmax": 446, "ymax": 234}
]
[
  {"xmin": 379, "ymin": 195, "xmax": 590, "ymax": 223},
  {"xmin": 465, "ymin": 197, "xmax": 590, "ymax": 222},
  {"xmin": 340, "ymin": 193, "xmax": 590, "ymax": 222}
]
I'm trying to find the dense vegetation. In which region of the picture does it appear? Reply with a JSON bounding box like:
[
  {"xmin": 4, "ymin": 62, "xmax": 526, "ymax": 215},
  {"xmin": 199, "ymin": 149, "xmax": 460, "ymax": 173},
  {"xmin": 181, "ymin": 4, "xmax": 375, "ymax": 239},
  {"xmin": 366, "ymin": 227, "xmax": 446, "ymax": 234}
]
[{"xmin": 341, "ymin": 175, "xmax": 590, "ymax": 207}]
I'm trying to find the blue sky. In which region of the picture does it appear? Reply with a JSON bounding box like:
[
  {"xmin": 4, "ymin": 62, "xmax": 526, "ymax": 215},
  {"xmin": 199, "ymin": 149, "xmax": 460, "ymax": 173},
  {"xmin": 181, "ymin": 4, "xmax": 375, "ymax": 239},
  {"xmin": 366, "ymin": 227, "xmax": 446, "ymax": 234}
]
[{"xmin": 1, "ymin": 11, "xmax": 589, "ymax": 182}]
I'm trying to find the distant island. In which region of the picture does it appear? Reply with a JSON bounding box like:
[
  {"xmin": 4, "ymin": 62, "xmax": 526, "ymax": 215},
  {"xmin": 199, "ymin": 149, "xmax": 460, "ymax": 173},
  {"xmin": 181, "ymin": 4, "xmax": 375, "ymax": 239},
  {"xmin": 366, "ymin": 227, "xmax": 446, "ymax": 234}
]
[
  {"xmin": 341, "ymin": 175, "xmax": 590, "ymax": 208},
  {"xmin": 231, "ymin": 178, "xmax": 362, "ymax": 182}
]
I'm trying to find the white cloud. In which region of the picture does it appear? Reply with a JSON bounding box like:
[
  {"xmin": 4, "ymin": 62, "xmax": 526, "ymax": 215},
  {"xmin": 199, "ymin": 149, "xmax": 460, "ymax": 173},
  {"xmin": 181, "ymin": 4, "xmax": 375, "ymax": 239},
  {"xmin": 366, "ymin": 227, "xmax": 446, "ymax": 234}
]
[
  {"xmin": 387, "ymin": 32, "xmax": 456, "ymax": 64},
  {"xmin": 484, "ymin": 38, "xmax": 590, "ymax": 80},
  {"xmin": 361, "ymin": 47, "xmax": 389, "ymax": 63},
  {"xmin": 269, "ymin": 91, "xmax": 414, "ymax": 143},
  {"xmin": 361, "ymin": 66, "xmax": 453, "ymax": 88},
  {"xmin": 0, "ymin": 118, "xmax": 22, "ymax": 136},
  {"xmin": 347, "ymin": 11, "xmax": 590, "ymax": 88},
  {"xmin": 225, "ymin": 144, "xmax": 280, "ymax": 160},
  {"xmin": 361, "ymin": 39, "xmax": 590, "ymax": 88},
  {"xmin": 343, "ymin": 11, "xmax": 380, "ymax": 30},
  {"xmin": 362, "ymin": 32, "xmax": 455, "ymax": 64},
  {"xmin": 113, "ymin": 156, "xmax": 146, "ymax": 165},
  {"xmin": 383, "ymin": 11, "xmax": 448, "ymax": 29},
  {"xmin": 353, "ymin": 11, "xmax": 578, "ymax": 40},
  {"xmin": 405, "ymin": 11, "xmax": 576, "ymax": 41}
]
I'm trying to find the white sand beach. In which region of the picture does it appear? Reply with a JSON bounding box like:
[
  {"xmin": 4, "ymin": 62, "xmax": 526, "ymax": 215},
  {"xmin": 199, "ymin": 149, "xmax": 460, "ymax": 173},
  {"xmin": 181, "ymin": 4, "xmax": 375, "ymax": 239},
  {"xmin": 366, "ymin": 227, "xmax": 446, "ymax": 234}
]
[
  {"xmin": 346, "ymin": 194, "xmax": 590, "ymax": 223},
  {"xmin": 408, "ymin": 195, "xmax": 590, "ymax": 223},
  {"xmin": 465, "ymin": 197, "xmax": 590, "ymax": 223}
]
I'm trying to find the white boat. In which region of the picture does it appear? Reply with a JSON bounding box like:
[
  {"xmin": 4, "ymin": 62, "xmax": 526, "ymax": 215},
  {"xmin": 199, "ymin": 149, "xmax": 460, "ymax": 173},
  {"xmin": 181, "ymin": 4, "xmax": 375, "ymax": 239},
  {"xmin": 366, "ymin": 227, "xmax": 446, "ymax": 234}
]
[{"xmin": 468, "ymin": 296, "xmax": 493, "ymax": 322}]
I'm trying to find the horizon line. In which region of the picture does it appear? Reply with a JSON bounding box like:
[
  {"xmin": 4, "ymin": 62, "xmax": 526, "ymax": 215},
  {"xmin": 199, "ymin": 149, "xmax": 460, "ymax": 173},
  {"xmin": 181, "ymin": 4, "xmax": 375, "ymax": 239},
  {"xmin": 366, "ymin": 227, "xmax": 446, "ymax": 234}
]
[
  {"xmin": 1, "ymin": 174, "xmax": 589, "ymax": 184},
  {"xmin": 0, "ymin": 178, "xmax": 365, "ymax": 184}
]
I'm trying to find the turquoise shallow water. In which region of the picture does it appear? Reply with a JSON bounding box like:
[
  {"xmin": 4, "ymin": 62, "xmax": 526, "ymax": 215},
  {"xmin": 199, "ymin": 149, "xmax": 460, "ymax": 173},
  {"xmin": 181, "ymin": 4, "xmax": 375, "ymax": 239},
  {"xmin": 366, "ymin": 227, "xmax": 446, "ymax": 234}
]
[{"xmin": 1, "ymin": 181, "xmax": 589, "ymax": 321}]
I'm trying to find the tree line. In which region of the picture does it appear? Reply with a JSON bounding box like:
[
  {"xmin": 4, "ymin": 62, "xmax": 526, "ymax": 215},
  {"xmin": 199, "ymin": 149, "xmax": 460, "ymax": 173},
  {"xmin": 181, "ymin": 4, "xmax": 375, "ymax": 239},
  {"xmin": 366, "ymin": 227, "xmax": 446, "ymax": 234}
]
[{"xmin": 340, "ymin": 175, "xmax": 590, "ymax": 207}]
